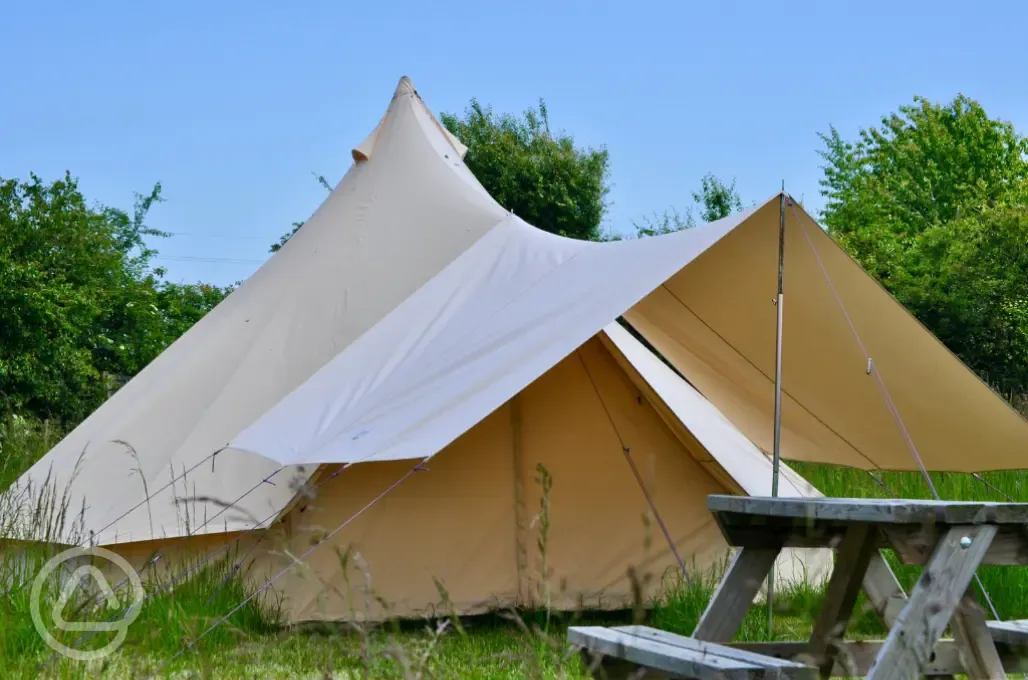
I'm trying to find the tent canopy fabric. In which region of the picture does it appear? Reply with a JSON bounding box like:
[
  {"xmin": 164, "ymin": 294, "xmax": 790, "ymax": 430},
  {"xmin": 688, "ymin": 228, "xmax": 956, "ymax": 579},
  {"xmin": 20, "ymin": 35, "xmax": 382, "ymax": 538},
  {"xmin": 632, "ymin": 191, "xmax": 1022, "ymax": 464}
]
[
  {"xmin": 229, "ymin": 209, "xmax": 751, "ymax": 467},
  {"xmin": 231, "ymin": 194, "xmax": 1028, "ymax": 476},
  {"xmin": 10, "ymin": 74, "xmax": 1028, "ymax": 552},
  {"xmin": 625, "ymin": 199, "xmax": 1028, "ymax": 473}
]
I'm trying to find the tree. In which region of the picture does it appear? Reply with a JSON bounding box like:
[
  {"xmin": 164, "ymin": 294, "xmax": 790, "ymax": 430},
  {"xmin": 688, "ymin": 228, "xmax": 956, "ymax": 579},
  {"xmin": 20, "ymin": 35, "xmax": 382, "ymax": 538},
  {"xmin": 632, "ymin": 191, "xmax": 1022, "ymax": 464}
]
[
  {"xmin": 819, "ymin": 94, "xmax": 1028, "ymax": 277},
  {"xmin": 270, "ymin": 221, "xmax": 304, "ymax": 253},
  {"xmin": 631, "ymin": 208, "xmax": 695, "ymax": 238},
  {"xmin": 693, "ymin": 172, "xmax": 743, "ymax": 223},
  {"xmin": 818, "ymin": 94, "xmax": 1028, "ymax": 395},
  {"xmin": 441, "ymin": 99, "xmax": 611, "ymax": 241},
  {"xmin": 905, "ymin": 205, "xmax": 1028, "ymax": 395},
  {"xmin": 629, "ymin": 173, "xmax": 743, "ymax": 238},
  {"xmin": 0, "ymin": 172, "xmax": 229, "ymax": 422}
]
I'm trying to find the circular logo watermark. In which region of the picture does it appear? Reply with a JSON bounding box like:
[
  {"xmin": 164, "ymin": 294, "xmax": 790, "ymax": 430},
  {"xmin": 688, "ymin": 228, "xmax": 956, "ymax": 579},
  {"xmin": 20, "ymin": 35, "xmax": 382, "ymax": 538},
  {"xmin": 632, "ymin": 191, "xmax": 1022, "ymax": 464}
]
[{"xmin": 30, "ymin": 546, "xmax": 145, "ymax": 662}]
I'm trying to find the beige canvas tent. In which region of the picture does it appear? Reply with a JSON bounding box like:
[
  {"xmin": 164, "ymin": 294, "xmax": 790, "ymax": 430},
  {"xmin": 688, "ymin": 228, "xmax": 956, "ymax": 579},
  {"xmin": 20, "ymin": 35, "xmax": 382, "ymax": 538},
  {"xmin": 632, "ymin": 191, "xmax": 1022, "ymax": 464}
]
[
  {"xmin": 108, "ymin": 320, "xmax": 830, "ymax": 621},
  {"xmin": 12, "ymin": 75, "xmax": 1028, "ymax": 623}
]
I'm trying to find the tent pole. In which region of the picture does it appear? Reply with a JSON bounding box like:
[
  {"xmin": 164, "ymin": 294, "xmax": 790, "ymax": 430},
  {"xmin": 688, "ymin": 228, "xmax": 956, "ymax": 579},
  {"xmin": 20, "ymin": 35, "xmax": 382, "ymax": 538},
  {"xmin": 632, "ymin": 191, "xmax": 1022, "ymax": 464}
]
[{"xmin": 767, "ymin": 184, "xmax": 787, "ymax": 636}]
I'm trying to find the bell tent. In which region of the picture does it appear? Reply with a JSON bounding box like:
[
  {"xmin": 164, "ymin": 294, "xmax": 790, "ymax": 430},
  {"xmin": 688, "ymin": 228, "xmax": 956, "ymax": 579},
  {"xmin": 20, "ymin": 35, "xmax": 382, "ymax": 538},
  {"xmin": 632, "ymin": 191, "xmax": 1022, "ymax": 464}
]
[{"xmin": 12, "ymin": 76, "xmax": 1028, "ymax": 623}]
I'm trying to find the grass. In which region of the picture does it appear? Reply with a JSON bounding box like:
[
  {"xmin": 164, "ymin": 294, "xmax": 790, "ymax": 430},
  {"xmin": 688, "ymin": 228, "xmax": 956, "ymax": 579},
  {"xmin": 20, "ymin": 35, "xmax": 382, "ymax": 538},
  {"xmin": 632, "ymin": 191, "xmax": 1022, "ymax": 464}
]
[
  {"xmin": 5, "ymin": 413, "xmax": 1028, "ymax": 678},
  {"xmin": 28, "ymin": 625, "xmax": 594, "ymax": 679}
]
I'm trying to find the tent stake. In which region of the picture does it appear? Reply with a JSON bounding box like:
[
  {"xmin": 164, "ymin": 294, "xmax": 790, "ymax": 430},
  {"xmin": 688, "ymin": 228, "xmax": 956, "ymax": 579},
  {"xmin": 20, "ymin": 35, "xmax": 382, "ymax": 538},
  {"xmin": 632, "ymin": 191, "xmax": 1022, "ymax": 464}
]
[{"xmin": 767, "ymin": 184, "xmax": 787, "ymax": 636}]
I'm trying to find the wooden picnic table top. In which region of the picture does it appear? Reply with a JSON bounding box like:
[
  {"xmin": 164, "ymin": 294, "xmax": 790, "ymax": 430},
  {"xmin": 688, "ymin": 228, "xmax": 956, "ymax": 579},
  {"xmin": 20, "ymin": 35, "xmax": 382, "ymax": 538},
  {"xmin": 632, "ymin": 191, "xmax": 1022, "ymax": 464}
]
[{"xmin": 707, "ymin": 494, "xmax": 1028, "ymax": 526}]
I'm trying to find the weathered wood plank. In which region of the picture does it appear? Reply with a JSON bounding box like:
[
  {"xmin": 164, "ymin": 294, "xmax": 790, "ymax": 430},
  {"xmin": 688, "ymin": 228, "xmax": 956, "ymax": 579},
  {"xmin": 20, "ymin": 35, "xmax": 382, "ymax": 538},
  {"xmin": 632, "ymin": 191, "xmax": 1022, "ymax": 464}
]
[
  {"xmin": 693, "ymin": 547, "xmax": 780, "ymax": 642},
  {"xmin": 614, "ymin": 626, "xmax": 812, "ymax": 670},
  {"xmin": 730, "ymin": 640, "xmax": 1028, "ymax": 677},
  {"xmin": 579, "ymin": 653, "xmax": 675, "ymax": 679},
  {"xmin": 710, "ymin": 526, "xmax": 851, "ymax": 551},
  {"xmin": 567, "ymin": 626, "xmax": 783, "ymax": 680},
  {"xmin": 859, "ymin": 554, "xmax": 958, "ymax": 680},
  {"xmin": 883, "ymin": 524, "xmax": 1028, "ymax": 565},
  {"xmin": 861, "ymin": 552, "xmax": 908, "ymax": 628},
  {"xmin": 948, "ymin": 587, "xmax": 1005, "ymax": 679},
  {"xmin": 712, "ymin": 517, "xmax": 1028, "ymax": 566},
  {"xmin": 707, "ymin": 495, "xmax": 1028, "ymax": 526},
  {"xmin": 807, "ymin": 523, "xmax": 878, "ymax": 677},
  {"xmin": 833, "ymin": 544, "xmax": 1009, "ymax": 680},
  {"xmin": 865, "ymin": 524, "xmax": 998, "ymax": 680},
  {"xmin": 986, "ymin": 619, "xmax": 1028, "ymax": 647}
]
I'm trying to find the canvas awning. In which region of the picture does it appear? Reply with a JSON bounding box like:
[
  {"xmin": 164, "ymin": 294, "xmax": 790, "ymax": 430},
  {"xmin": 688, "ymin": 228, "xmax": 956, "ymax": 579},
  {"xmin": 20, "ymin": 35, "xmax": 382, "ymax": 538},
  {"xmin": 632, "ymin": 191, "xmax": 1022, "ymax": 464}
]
[
  {"xmin": 229, "ymin": 209, "xmax": 753, "ymax": 466},
  {"xmin": 231, "ymin": 196, "xmax": 1028, "ymax": 475}
]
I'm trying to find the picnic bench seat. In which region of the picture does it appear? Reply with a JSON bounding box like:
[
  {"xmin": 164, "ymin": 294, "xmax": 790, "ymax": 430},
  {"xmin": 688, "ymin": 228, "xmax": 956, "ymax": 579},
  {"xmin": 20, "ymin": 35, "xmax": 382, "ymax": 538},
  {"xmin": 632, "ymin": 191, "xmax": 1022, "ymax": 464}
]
[
  {"xmin": 568, "ymin": 625, "xmax": 817, "ymax": 680},
  {"xmin": 571, "ymin": 624, "xmax": 1028, "ymax": 679},
  {"xmin": 986, "ymin": 619, "xmax": 1028, "ymax": 647}
]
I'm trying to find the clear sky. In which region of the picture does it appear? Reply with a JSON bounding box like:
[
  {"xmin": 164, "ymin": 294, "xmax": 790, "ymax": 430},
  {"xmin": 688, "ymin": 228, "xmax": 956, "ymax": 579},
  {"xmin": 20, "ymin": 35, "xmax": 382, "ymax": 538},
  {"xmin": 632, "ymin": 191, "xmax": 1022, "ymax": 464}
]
[{"xmin": 2, "ymin": 0, "xmax": 1026, "ymax": 287}]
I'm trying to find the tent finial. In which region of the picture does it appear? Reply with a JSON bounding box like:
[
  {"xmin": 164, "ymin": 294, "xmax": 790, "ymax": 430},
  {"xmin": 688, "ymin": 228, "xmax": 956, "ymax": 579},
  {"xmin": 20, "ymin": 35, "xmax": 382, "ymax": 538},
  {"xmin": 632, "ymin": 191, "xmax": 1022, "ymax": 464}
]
[{"xmin": 395, "ymin": 75, "xmax": 416, "ymax": 98}]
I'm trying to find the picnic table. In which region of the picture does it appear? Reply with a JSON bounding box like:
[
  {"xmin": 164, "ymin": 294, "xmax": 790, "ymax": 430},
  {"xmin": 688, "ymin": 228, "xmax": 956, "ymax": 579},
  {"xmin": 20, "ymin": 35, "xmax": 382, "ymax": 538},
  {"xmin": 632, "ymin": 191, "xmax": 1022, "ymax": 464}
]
[{"xmin": 570, "ymin": 495, "xmax": 1028, "ymax": 679}]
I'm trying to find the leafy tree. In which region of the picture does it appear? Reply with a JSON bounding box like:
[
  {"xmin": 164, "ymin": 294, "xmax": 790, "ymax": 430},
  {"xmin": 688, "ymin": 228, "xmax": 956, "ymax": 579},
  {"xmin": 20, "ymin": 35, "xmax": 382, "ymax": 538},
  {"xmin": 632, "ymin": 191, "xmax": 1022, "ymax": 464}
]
[
  {"xmin": 441, "ymin": 99, "xmax": 611, "ymax": 240},
  {"xmin": 818, "ymin": 94, "xmax": 1028, "ymax": 395},
  {"xmin": 819, "ymin": 94, "xmax": 1028, "ymax": 277},
  {"xmin": 629, "ymin": 173, "xmax": 743, "ymax": 238},
  {"xmin": 904, "ymin": 204, "xmax": 1028, "ymax": 395},
  {"xmin": 270, "ymin": 221, "xmax": 303, "ymax": 254},
  {"xmin": 693, "ymin": 172, "xmax": 743, "ymax": 223},
  {"xmin": 0, "ymin": 172, "xmax": 229, "ymax": 422},
  {"xmin": 630, "ymin": 208, "xmax": 695, "ymax": 239}
]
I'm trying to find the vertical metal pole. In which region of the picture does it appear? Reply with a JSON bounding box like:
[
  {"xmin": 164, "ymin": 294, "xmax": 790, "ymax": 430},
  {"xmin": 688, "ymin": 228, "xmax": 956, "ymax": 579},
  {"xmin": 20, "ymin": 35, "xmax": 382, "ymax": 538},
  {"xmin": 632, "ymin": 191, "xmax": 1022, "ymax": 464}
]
[{"xmin": 767, "ymin": 185, "xmax": 787, "ymax": 636}]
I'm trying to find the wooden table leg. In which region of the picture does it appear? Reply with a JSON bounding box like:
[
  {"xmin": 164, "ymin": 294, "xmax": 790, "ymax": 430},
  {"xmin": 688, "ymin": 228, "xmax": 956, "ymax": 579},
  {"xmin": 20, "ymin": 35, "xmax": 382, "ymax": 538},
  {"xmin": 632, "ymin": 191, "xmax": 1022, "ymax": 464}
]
[
  {"xmin": 692, "ymin": 546, "xmax": 779, "ymax": 643},
  {"xmin": 862, "ymin": 552, "xmax": 909, "ymax": 629},
  {"xmin": 861, "ymin": 553, "xmax": 960, "ymax": 679},
  {"xmin": 807, "ymin": 523, "xmax": 879, "ymax": 678},
  {"xmin": 865, "ymin": 524, "xmax": 998, "ymax": 680},
  {"xmin": 949, "ymin": 585, "xmax": 1005, "ymax": 679}
]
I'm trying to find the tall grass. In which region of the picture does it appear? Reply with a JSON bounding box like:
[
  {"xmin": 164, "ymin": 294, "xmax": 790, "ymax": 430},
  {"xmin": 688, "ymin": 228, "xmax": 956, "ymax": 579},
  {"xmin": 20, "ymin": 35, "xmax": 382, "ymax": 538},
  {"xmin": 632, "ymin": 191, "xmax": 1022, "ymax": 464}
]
[
  {"xmin": 4, "ymin": 553, "xmax": 281, "ymax": 679},
  {"xmin": 5, "ymin": 412, "xmax": 1028, "ymax": 677},
  {"xmin": 0, "ymin": 415, "xmax": 282, "ymax": 679}
]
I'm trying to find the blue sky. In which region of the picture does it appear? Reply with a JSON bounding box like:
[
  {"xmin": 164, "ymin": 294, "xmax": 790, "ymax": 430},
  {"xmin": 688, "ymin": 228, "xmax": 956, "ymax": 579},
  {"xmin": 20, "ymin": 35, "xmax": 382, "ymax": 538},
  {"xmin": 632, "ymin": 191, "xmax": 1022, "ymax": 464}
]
[{"xmin": 2, "ymin": 0, "xmax": 1026, "ymax": 287}]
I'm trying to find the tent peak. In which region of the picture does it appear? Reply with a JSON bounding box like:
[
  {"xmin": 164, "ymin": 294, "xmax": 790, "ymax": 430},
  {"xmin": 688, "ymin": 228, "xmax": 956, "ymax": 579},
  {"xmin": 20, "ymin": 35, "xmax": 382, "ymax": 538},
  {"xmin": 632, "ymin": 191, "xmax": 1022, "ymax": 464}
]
[
  {"xmin": 394, "ymin": 75, "xmax": 416, "ymax": 99},
  {"xmin": 352, "ymin": 75, "xmax": 469, "ymax": 164},
  {"xmin": 352, "ymin": 76, "xmax": 420, "ymax": 163}
]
